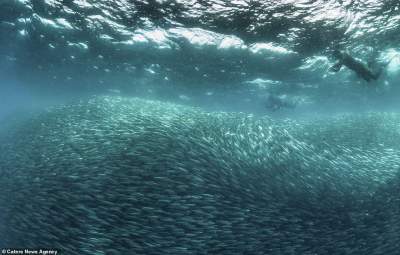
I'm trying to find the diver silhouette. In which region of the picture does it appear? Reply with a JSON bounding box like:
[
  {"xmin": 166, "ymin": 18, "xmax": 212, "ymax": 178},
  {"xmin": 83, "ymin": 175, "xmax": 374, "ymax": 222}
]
[
  {"xmin": 330, "ymin": 50, "xmax": 382, "ymax": 82},
  {"xmin": 265, "ymin": 94, "xmax": 295, "ymax": 111}
]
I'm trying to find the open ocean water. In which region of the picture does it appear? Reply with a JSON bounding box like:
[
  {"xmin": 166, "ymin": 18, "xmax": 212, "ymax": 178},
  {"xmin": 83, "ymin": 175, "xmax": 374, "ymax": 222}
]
[{"xmin": 0, "ymin": 0, "xmax": 400, "ymax": 254}]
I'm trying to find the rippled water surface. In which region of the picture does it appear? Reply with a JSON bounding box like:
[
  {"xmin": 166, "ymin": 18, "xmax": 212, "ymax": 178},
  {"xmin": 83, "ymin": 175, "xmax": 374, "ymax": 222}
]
[{"xmin": 1, "ymin": 0, "xmax": 400, "ymax": 115}]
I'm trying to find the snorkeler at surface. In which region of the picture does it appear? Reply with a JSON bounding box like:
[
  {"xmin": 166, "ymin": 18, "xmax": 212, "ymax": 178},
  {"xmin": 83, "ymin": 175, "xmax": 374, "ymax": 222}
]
[{"xmin": 330, "ymin": 50, "xmax": 382, "ymax": 82}]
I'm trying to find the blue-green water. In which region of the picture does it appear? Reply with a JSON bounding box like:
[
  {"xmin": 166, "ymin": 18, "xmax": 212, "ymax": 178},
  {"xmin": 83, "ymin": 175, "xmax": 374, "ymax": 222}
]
[
  {"xmin": 1, "ymin": 0, "xmax": 400, "ymax": 116},
  {"xmin": 0, "ymin": 0, "xmax": 400, "ymax": 254}
]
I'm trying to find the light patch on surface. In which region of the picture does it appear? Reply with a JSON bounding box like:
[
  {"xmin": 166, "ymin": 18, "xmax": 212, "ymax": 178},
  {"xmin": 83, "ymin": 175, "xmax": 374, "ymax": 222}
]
[
  {"xmin": 34, "ymin": 14, "xmax": 58, "ymax": 28},
  {"xmin": 231, "ymin": 0, "xmax": 249, "ymax": 6},
  {"xmin": 87, "ymin": 15, "xmax": 128, "ymax": 34},
  {"xmin": 250, "ymin": 43, "xmax": 294, "ymax": 55},
  {"xmin": 245, "ymin": 78, "xmax": 281, "ymax": 89},
  {"xmin": 99, "ymin": 34, "xmax": 114, "ymax": 42},
  {"xmin": 116, "ymin": 35, "xmax": 147, "ymax": 49},
  {"xmin": 218, "ymin": 36, "xmax": 245, "ymax": 50},
  {"xmin": 44, "ymin": 0, "xmax": 60, "ymax": 7},
  {"xmin": 131, "ymin": 34, "xmax": 148, "ymax": 44},
  {"xmin": 298, "ymin": 56, "xmax": 329, "ymax": 71},
  {"xmin": 297, "ymin": 1, "xmax": 347, "ymax": 24},
  {"xmin": 145, "ymin": 68, "xmax": 156, "ymax": 74},
  {"xmin": 33, "ymin": 14, "xmax": 74, "ymax": 30},
  {"xmin": 118, "ymin": 29, "xmax": 174, "ymax": 50},
  {"xmin": 76, "ymin": 42, "xmax": 88, "ymax": 50},
  {"xmin": 73, "ymin": 0, "xmax": 92, "ymax": 8},
  {"xmin": 169, "ymin": 28, "xmax": 218, "ymax": 48},
  {"xmin": 34, "ymin": 15, "xmax": 73, "ymax": 31},
  {"xmin": 56, "ymin": 18, "xmax": 74, "ymax": 30},
  {"xmin": 143, "ymin": 29, "xmax": 167, "ymax": 44},
  {"xmin": 142, "ymin": 29, "xmax": 173, "ymax": 49},
  {"xmin": 168, "ymin": 27, "xmax": 248, "ymax": 51}
]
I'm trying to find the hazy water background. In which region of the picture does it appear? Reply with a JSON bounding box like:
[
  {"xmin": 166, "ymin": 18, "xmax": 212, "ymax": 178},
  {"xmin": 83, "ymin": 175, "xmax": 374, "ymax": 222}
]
[{"xmin": 1, "ymin": 0, "xmax": 400, "ymax": 120}]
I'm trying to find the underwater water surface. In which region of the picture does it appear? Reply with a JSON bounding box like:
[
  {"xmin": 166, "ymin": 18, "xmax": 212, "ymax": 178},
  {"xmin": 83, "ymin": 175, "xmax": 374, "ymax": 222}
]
[{"xmin": 0, "ymin": 0, "xmax": 400, "ymax": 254}]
